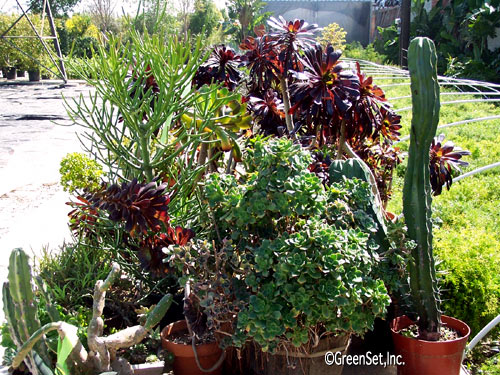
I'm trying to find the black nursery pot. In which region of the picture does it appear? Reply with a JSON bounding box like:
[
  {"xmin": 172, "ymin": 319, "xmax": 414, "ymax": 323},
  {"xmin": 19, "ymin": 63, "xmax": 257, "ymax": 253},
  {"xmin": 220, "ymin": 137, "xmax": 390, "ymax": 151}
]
[
  {"xmin": 6, "ymin": 67, "xmax": 17, "ymax": 80},
  {"xmin": 28, "ymin": 70, "xmax": 40, "ymax": 82}
]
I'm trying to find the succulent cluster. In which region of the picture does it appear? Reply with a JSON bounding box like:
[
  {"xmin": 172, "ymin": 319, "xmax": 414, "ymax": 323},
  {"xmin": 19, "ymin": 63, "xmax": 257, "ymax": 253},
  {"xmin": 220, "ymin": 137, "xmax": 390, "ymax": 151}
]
[
  {"xmin": 429, "ymin": 134, "xmax": 470, "ymax": 195},
  {"xmin": 68, "ymin": 178, "xmax": 194, "ymax": 277},
  {"xmin": 169, "ymin": 138, "xmax": 392, "ymax": 352},
  {"xmin": 193, "ymin": 20, "xmax": 404, "ymax": 204}
]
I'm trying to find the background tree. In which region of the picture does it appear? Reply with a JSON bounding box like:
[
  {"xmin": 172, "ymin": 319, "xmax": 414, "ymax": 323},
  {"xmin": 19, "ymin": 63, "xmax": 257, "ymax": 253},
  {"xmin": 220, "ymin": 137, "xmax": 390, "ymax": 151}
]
[
  {"xmin": 88, "ymin": 0, "xmax": 118, "ymax": 33},
  {"xmin": 131, "ymin": 0, "xmax": 180, "ymax": 36},
  {"xmin": 28, "ymin": 0, "xmax": 81, "ymax": 16},
  {"xmin": 188, "ymin": 0, "xmax": 222, "ymax": 36},
  {"xmin": 176, "ymin": 0, "xmax": 194, "ymax": 38},
  {"xmin": 226, "ymin": 0, "xmax": 271, "ymax": 44}
]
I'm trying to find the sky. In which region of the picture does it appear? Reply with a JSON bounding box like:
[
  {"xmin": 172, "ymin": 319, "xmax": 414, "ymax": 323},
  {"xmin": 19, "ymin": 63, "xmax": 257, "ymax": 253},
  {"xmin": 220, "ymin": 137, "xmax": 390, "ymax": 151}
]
[{"xmin": 0, "ymin": 0, "xmax": 228, "ymax": 14}]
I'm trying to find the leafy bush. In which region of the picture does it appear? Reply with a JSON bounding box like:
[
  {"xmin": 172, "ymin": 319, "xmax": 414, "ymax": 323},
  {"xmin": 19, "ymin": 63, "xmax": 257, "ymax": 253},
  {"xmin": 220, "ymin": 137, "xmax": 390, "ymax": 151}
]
[
  {"xmin": 59, "ymin": 152, "xmax": 103, "ymax": 193},
  {"xmin": 436, "ymin": 226, "xmax": 500, "ymax": 337},
  {"xmin": 64, "ymin": 56, "xmax": 96, "ymax": 79},
  {"xmin": 64, "ymin": 14, "xmax": 99, "ymax": 58},
  {"xmin": 373, "ymin": 21, "xmax": 399, "ymax": 65},
  {"xmin": 316, "ymin": 22, "xmax": 347, "ymax": 51},
  {"xmin": 0, "ymin": 14, "xmax": 54, "ymax": 71},
  {"xmin": 343, "ymin": 41, "xmax": 388, "ymax": 65},
  {"xmin": 479, "ymin": 355, "xmax": 500, "ymax": 375},
  {"xmin": 445, "ymin": 55, "xmax": 500, "ymax": 83},
  {"xmin": 36, "ymin": 242, "xmax": 113, "ymax": 309}
]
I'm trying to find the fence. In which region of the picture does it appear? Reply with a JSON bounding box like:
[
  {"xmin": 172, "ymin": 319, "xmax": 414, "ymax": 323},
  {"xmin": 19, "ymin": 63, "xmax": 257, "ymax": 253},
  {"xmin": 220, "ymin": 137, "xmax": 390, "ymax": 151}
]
[{"xmin": 370, "ymin": 5, "xmax": 400, "ymax": 42}]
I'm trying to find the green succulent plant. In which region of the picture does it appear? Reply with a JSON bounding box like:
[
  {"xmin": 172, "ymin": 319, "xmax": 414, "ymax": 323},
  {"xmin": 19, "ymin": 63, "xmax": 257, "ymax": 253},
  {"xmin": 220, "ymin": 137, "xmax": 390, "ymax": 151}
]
[{"xmin": 168, "ymin": 137, "xmax": 392, "ymax": 353}]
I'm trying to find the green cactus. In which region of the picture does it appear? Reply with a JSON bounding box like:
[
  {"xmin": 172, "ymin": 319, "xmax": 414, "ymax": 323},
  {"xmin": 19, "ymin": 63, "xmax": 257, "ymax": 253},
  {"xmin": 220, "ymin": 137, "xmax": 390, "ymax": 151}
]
[
  {"xmin": 2, "ymin": 248, "xmax": 54, "ymax": 375},
  {"xmin": 402, "ymin": 37, "xmax": 441, "ymax": 341}
]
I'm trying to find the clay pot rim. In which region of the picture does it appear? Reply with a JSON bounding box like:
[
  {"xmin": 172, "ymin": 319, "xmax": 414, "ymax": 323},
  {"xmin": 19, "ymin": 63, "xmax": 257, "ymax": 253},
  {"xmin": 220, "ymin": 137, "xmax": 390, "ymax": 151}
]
[
  {"xmin": 391, "ymin": 315, "xmax": 471, "ymax": 344},
  {"xmin": 161, "ymin": 320, "xmax": 219, "ymax": 348}
]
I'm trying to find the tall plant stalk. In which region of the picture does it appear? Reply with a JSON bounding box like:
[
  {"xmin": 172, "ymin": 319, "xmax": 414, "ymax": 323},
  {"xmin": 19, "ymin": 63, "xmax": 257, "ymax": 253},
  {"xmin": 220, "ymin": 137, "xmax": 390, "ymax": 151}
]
[{"xmin": 403, "ymin": 37, "xmax": 441, "ymax": 341}]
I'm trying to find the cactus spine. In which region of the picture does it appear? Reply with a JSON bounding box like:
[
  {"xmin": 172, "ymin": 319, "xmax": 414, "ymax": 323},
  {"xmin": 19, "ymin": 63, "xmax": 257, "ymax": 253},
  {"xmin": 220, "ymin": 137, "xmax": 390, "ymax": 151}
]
[{"xmin": 403, "ymin": 37, "xmax": 441, "ymax": 341}]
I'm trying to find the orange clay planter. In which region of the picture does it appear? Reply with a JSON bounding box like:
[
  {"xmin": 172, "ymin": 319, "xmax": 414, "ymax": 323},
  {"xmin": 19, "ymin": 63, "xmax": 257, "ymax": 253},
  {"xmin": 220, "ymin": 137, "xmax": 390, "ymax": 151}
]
[
  {"xmin": 391, "ymin": 315, "xmax": 470, "ymax": 375},
  {"xmin": 161, "ymin": 320, "xmax": 223, "ymax": 375}
]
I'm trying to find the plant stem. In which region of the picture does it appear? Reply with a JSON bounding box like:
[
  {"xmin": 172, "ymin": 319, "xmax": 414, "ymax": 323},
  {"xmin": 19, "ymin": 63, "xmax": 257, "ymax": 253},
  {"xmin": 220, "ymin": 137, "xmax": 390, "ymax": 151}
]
[
  {"xmin": 198, "ymin": 143, "xmax": 209, "ymax": 166},
  {"xmin": 337, "ymin": 120, "xmax": 347, "ymax": 160},
  {"xmin": 139, "ymin": 136, "xmax": 153, "ymax": 181},
  {"xmin": 279, "ymin": 76, "xmax": 295, "ymax": 136}
]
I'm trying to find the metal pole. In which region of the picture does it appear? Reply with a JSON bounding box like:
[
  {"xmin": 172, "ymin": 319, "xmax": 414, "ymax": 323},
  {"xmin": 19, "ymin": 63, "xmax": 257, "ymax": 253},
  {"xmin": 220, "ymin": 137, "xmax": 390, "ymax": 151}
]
[{"xmin": 45, "ymin": 0, "xmax": 67, "ymax": 82}]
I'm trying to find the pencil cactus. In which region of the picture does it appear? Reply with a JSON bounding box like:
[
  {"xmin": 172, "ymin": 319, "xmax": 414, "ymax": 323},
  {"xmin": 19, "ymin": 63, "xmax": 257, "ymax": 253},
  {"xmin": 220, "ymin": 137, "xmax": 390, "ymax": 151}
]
[{"xmin": 402, "ymin": 37, "xmax": 441, "ymax": 341}]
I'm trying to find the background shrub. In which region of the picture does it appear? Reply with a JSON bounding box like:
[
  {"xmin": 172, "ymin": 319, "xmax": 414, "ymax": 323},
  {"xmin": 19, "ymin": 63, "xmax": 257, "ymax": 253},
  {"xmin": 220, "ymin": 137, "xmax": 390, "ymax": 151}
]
[
  {"xmin": 436, "ymin": 221, "xmax": 500, "ymax": 337},
  {"xmin": 59, "ymin": 152, "xmax": 103, "ymax": 193},
  {"xmin": 317, "ymin": 22, "xmax": 347, "ymax": 51},
  {"xmin": 343, "ymin": 41, "xmax": 388, "ymax": 65}
]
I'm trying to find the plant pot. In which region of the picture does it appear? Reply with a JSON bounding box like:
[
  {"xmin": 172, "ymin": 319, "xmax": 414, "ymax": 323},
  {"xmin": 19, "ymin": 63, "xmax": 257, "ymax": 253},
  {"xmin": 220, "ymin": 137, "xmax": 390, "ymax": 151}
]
[
  {"xmin": 132, "ymin": 361, "xmax": 166, "ymax": 375},
  {"xmin": 252, "ymin": 333, "xmax": 350, "ymax": 375},
  {"xmin": 6, "ymin": 67, "xmax": 17, "ymax": 80},
  {"xmin": 28, "ymin": 70, "xmax": 40, "ymax": 82},
  {"xmin": 161, "ymin": 320, "xmax": 223, "ymax": 375},
  {"xmin": 391, "ymin": 315, "xmax": 470, "ymax": 375},
  {"xmin": 385, "ymin": 211, "xmax": 398, "ymax": 222},
  {"xmin": 17, "ymin": 70, "xmax": 26, "ymax": 78}
]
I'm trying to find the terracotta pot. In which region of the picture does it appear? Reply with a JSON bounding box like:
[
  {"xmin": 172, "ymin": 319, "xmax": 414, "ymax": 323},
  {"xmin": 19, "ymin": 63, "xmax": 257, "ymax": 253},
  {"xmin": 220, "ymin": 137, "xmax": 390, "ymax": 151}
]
[
  {"xmin": 385, "ymin": 211, "xmax": 398, "ymax": 222},
  {"xmin": 161, "ymin": 320, "xmax": 223, "ymax": 375},
  {"xmin": 391, "ymin": 315, "xmax": 470, "ymax": 375}
]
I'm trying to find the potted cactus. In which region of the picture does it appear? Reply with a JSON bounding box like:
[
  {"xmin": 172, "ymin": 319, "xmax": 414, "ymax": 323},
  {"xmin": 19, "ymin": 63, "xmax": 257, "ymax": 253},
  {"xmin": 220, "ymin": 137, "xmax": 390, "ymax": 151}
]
[{"xmin": 390, "ymin": 37, "xmax": 470, "ymax": 375}]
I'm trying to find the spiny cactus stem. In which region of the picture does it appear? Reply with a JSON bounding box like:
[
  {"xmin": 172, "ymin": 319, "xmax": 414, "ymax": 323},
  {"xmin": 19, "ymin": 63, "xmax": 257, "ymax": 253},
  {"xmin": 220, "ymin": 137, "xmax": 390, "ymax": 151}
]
[{"xmin": 144, "ymin": 294, "xmax": 173, "ymax": 331}]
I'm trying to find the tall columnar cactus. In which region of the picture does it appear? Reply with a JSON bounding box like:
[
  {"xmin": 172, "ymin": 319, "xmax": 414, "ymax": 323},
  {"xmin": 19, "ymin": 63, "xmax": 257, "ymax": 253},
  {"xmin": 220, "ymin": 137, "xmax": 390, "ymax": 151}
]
[
  {"xmin": 402, "ymin": 37, "xmax": 441, "ymax": 341},
  {"xmin": 2, "ymin": 248, "xmax": 53, "ymax": 375}
]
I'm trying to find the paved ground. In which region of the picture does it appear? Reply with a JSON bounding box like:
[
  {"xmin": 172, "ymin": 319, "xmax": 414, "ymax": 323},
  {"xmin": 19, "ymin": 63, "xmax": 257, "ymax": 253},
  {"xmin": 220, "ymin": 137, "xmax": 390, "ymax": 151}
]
[{"xmin": 0, "ymin": 79, "xmax": 91, "ymax": 372}]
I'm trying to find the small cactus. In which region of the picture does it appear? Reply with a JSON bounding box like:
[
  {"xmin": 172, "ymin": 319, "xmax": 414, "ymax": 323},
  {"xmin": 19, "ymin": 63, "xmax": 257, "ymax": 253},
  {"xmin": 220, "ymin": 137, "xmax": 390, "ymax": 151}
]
[
  {"xmin": 402, "ymin": 37, "xmax": 441, "ymax": 341},
  {"xmin": 2, "ymin": 248, "xmax": 53, "ymax": 375}
]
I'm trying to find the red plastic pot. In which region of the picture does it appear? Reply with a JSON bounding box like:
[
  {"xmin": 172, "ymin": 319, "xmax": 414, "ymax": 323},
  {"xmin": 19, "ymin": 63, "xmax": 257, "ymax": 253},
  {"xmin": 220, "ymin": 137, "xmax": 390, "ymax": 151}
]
[
  {"xmin": 391, "ymin": 315, "xmax": 470, "ymax": 375},
  {"xmin": 161, "ymin": 320, "xmax": 223, "ymax": 375}
]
